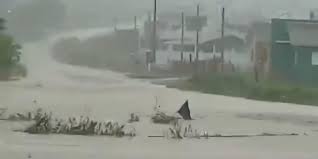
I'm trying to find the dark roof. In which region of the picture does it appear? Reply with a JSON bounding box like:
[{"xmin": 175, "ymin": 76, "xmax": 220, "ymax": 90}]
[{"xmin": 287, "ymin": 21, "xmax": 318, "ymax": 47}]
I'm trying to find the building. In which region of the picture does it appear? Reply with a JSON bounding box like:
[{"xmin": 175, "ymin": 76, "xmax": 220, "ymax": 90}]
[
  {"xmin": 200, "ymin": 35, "xmax": 245, "ymax": 53},
  {"xmin": 271, "ymin": 18, "xmax": 318, "ymax": 83}
]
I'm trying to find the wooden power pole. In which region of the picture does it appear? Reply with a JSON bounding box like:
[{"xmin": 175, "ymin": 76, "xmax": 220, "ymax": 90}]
[
  {"xmin": 194, "ymin": 4, "xmax": 200, "ymax": 74},
  {"xmin": 221, "ymin": 7, "xmax": 225, "ymax": 64},
  {"xmin": 181, "ymin": 12, "xmax": 184, "ymax": 62},
  {"xmin": 195, "ymin": 4, "xmax": 200, "ymax": 63},
  {"xmin": 152, "ymin": 0, "xmax": 157, "ymax": 63}
]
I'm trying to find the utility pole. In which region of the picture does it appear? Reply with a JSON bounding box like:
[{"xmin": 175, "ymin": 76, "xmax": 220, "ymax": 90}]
[
  {"xmin": 221, "ymin": 7, "xmax": 225, "ymax": 66},
  {"xmin": 195, "ymin": 4, "xmax": 200, "ymax": 63},
  {"xmin": 152, "ymin": 0, "xmax": 157, "ymax": 63},
  {"xmin": 194, "ymin": 4, "xmax": 200, "ymax": 74},
  {"xmin": 181, "ymin": 12, "xmax": 184, "ymax": 62}
]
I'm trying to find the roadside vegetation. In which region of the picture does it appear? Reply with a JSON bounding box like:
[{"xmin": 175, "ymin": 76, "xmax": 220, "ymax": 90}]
[
  {"xmin": 168, "ymin": 73, "xmax": 318, "ymax": 106},
  {"xmin": 0, "ymin": 18, "xmax": 25, "ymax": 80}
]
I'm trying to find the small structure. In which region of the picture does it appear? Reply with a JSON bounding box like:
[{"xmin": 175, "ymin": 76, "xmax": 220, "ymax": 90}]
[
  {"xmin": 271, "ymin": 18, "xmax": 318, "ymax": 83},
  {"xmin": 200, "ymin": 35, "xmax": 245, "ymax": 53}
]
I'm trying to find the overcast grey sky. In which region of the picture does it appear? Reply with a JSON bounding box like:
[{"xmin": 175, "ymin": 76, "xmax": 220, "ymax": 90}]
[
  {"xmin": 2, "ymin": 0, "xmax": 318, "ymax": 26},
  {"xmin": 61, "ymin": 0, "xmax": 318, "ymax": 23}
]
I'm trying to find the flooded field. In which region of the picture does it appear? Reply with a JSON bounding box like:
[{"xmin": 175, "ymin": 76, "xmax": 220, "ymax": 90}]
[{"xmin": 1, "ymin": 29, "xmax": 318, "ymax": 159}]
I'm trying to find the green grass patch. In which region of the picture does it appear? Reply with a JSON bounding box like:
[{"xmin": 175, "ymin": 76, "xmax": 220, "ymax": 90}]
[{"xmin": 169, "ymin": 73, "xmax": 318, "ymax": 106}]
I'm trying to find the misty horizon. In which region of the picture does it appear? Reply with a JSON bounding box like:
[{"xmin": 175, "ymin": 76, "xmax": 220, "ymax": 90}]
[{"xmin": 1, "ymin": 0, "xmax": 318, "ymax": 29}]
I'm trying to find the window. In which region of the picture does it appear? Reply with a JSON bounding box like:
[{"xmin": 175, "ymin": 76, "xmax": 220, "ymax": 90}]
[{"xmin": 312, "ymin": 52, "xmax": 318, "ymax": 65}]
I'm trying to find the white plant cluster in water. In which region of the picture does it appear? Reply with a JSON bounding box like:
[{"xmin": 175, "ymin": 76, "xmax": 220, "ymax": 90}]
[
  {"xmin": 22, "ymin": 109, "xmax": 136, "ymax": 137},
  {"xmin": 166, "ymin": 121, "xmax": 209, "ymax": 139}
]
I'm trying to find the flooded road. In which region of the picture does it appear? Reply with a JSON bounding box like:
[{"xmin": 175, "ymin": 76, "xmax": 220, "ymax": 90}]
[{"xmin": 1, "ymin": 28, "xmax": 318, "ymax": 159}]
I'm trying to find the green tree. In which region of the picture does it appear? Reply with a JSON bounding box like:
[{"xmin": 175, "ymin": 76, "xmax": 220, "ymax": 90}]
[{"xmin": 0, "ymin": 18, "xmax": 21, "ymax": 66}]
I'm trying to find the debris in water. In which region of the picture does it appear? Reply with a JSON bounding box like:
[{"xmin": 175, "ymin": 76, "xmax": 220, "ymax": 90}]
[
  {"xmin": 27, "ymin": 153, "xmax": 32, "ymax": 158},
  {"xmin": 151, "ymin": 111, "xmax": 178, "ymax": 124},
  {"xmin": 151, "ymin": 100, "xmax": 192, "ymax": 124},
  {"xmin": 128, "ymin": 113, "xmax": 140, "ymax": 123},
  {"xmin": 177, "ymin": 100, "xmax": 192, "ymax": 120},
  {"xmin": 1, "ymin": 108, "xmax": 43, "ymax": 121}
]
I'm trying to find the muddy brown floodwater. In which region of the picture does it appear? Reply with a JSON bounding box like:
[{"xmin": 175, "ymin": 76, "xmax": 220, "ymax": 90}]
[{"xmin": 1, "ymin": 28, "xmax": 318, "ymax": 159}]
